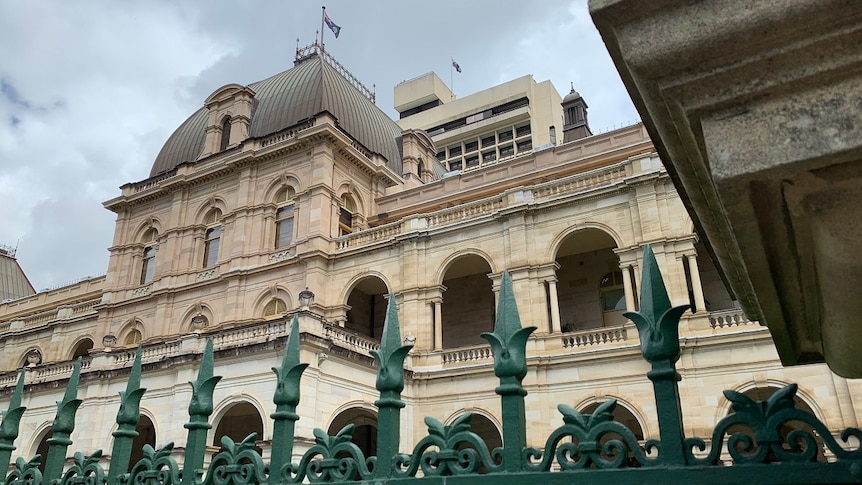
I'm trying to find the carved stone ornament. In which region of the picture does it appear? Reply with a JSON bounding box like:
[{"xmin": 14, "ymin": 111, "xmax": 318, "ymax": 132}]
[
  {"xmin": 102, "ymin": 334, "xmax": 118, "ymax": 347},
  {"xmin": 26, "ymin": 349, "xmax": 42, "ymax": 366}
]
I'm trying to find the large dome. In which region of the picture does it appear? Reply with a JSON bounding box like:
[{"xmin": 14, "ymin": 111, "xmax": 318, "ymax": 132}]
[{"xmin": 151, "ymin": 52, "xmax": 404, "ymax": 177}]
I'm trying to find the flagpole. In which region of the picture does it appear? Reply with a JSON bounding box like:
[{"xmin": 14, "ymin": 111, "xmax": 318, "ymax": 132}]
[
  {"xmin": 320, "ymin": 6, "xmax": 326, "ymax": 50},
  {"xmin": 451, "ymin": 60, "xmax": 455, "ymax": 99}
]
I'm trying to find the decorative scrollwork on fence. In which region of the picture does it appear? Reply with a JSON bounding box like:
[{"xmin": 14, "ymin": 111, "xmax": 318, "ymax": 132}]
[
  {"xmin": 685, "ymin": 384, "xmax": 862, "ymax": 465},
  {"xmin": 287, "ymin": 425, "xmax": 372, "ymax": 483},
  {"xmin": 60, "ymin": 450, "xmax": 105, "ymax": 485},
  {"xmin": 204, "ymin": 434, "xmax": 266, "ymax": 485},
  {"xmin": 5, "ymin": 456, "xmax": 42, "ymax": 485},
  {"xmin": 395, "ymin": 413, "xmax": 501, "ymax": 477},
  {"xmin": 125, "ymin": 443, "xmax": 180, "ymax": 485},
  {"xmin": 524, "ymin": 399, "xmax": 653, "ymax": 470}
]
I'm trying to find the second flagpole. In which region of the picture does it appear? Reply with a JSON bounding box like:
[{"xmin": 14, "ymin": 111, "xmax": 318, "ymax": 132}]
[{"xmin": 320, "ymin": 6, "xmax": 326, "ymax": 50}]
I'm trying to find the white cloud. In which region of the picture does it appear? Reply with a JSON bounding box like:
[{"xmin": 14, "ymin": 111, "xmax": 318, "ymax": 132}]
[{"xmin": 0, "ymin": 0, "xmax": 639, "ymax": 289}]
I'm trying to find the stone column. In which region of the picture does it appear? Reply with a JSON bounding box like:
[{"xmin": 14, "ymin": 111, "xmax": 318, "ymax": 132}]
[
  {"xmin": 686, "ymin": 253, "xmax": 706, "ymax": 313},
  {"xmin": 433, "ymin": 299, "xmax": 443, "ymax": 350},
  {"xmin": 547, "ymin": 279, "xmax": 562, "ymax": 333},
  {"xmin": 620, "ymin": 264, "xmax": 636, "ymax": 311}
]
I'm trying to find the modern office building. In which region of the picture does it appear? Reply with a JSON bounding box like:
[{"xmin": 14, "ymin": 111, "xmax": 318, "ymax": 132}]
[{"xmin": 0, "ymin": 43, "xmax": 857, "ymax": 467}]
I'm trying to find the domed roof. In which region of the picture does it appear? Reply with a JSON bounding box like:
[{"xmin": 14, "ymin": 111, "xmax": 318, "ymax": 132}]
[
  {"xmin": 151, "ymin": 52, "xmax": 404, "ymax": 177},
  {"xmin": 562, "ymin": 84, "xmax": 582, "ymax": 104}
]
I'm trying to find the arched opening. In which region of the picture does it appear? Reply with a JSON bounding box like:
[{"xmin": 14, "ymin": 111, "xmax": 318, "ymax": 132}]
[
  {"xmin": 441, "ymin": 254, "xmax": 494, "ymax": 348},
  {"xmin": 34, "ymin": 428, "xmax": 52, "ymax": 473},
  {"xmin": 213, "ymin": 402, "xmax": 264, "ymax": 455},
  {"xmin": 127, "ymin": 415, "xmax": 156, "ymax": 471},
  {"xmin": 71, "ymin": 339, "xmax": 94, "ymax": 359},
  {"xmin": 726, "ymin": 386, "xmax": 825, "ymax": 462},
  {"xmin": 580, "ymin": 401, "xmax": 645, "ymax": 467},
  {"xmin": 339, "ymin": 194, "xmax": 357, "ymax": 236},
  {"xmin": 345, "ymin": 276, "xmax": 389, "ymax": 340},
  {"xmin": 694, "ymin": 241, "xmax": 735, "ymax": 312},
  {"xmin": 554, "ymin": 229, "xmax": 624, "ymax": 331},
  {"xmin": 328, "ymin": 408, "xmax": 378, "ymax": 460}
]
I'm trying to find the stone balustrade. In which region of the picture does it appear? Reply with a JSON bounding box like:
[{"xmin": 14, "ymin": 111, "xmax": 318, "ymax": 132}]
[
  {"xmin": 708, "ymin": 308, "xmax": 756, "ymax": 329},
  {"xmin": 441, "ymin": 344, "xmax": 493, "ymax": 365},
  {"xmin": 323, "ymin": 323, "xmax": 380, "ymax": 354},
  {"xmin": 561, "ymin": 326, "xmax": 629, "ymax": 348}
]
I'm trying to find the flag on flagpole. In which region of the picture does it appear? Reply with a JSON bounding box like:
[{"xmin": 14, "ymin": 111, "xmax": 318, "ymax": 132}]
[
  {"xmin": 451, "ymin": 59, "xmax": 462, "ymax": 73},
  {"xmin": 324, "ymin": 11, "xmax": 341, "ymax": 38}
]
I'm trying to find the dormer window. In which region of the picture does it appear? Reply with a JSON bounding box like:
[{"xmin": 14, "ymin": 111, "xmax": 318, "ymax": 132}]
[{"xmin": 220, "ymin": 116, "xmax": 232, "ymax": 151}]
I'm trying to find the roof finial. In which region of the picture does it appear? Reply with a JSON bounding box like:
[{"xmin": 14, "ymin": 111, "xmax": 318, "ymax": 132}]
[
  {"xmin": 569, "ymin": 81, "xmax": 575, "ymax": 94},
  {"xmin": 372, "ymin": 83, "xmax": 376, "ymax": 104}
]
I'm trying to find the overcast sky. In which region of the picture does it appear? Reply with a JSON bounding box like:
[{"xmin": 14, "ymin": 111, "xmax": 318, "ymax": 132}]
[{"xmin": 0, "ymin": 0, "xmax": 639, "ymax": 291}]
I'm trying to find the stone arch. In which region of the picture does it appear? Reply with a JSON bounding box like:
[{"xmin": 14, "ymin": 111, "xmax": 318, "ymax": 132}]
[
  {"xmin": 435, "ymin": 249, "xmax": 498, "ymax": 286},
  {"xmin": 439, "ymin": 252, "xmax": 495, "ymax": 348},
  {"xmin": 70, "ymin": 336, "xmax": 95, "ymax": 359},
  {"xmin": 21, "ymin": 346, "xmax": 44, "ymax": 367},
  {"xmin": 341, "ymin": 273, "xmax": 391, "ymax": 340},
  {"xmin": 132, "ymin": 218, "xmax": 163, "ymax": 243},
  {"xmin": 263, "ymin": 174, "xmax": 302, "ymax": 203},
  {"xmin": 574, "ymin": 396, "xmax": 649, "ymax": 441},
  {"xmin": 125, "ymin": 409, "xmax": 157, "ymax": 471},
  {"xmin": 327, "ymin": 404, "xmax": 378, "ymax": 460},
  {"xmin": 211, "ymin": 395, "xmax": 268, "ymax": 454},
  {"xmin": 336, "ymin": 183, "xmax": 365, "ymax": 216},
  {"xmin": 252, "ymin": 286, "xmax": 293, "ymax": 317},
  {"xmin": 180, "ymin": 303, "xmax": 216, "ymax": 332},
  {"xmin": 193, "ymin": 198, "xmax": 228, "ymax": 226},
  {"xmin": 30, "ymin": 422, "xmax": 52, "ymax": 472},
  {"xmin": 119, "ymin": 319, "xmax": 146, "ymax": 347},
  {"xmin": 552, "ymin": 226, "xmax": 626, "ymax": 331},
  {"xmin": 547, "ymin": 221, "xmax": 624, "ymax": 263}
]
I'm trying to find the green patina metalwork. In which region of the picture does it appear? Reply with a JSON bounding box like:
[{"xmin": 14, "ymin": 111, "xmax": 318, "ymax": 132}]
[
  {"xmin": 108, "ymin": 345, "xmax": 146, "ymax": 483},
  {"xmin": 270, "ymin": 315, "xmax": 308, "ymax": 479},
  {"xmin": 1, "ymin": 243, "xmax": 861, "ymax": 485},
  {"xmin": 0, "ymin": 370, "xmax": 26, "ymax": 471},
  {"xmin": 44, "ymin": 358, "xmax": 84, "ymax": 481}
]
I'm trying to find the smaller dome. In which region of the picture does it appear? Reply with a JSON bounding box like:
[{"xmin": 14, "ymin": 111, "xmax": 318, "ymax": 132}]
[{"xmin": 563, "ymin": 83, "xmax": 582, "ymax": 104}]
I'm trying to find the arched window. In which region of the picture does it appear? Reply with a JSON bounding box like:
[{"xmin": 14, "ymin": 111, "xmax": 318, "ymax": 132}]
[
  {"xmin": 140, "ymin": 228, "xmax": 158, "ymax": 285},
  {"xmin": 71, "ymin": 339, "xmax": 94, "ymax": 359},
  {"xmin": 275, "ymin": 187, "xmax": 295, "ymax": 248},
  {"xmin": 263, "ymin": 298, "xmax": 287, "ymax": 319},
  {"xmin": 339, "ymin": 194, "xmax": 356, "ymax": 236},
  {"xmin": 203, "ymin": 208, "xmax": 222, "ymax": 268},
  {"xmin": 125, "ymin": 329, "xmax": 143, "ymax": 346},
  {"xmin": 220, "ymin": 116, "xmax": 232, "ymax": 151}
]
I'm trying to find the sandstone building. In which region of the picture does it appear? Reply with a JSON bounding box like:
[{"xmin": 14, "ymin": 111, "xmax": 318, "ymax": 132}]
[{"xmin": 0, "ymin": 43, "xmax": 857, "ymax": 466}]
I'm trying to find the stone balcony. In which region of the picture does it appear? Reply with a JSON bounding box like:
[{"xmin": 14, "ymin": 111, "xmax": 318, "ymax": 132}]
[{"xmin": 0, "ymin": 307, "xmax": 761, "ymax": 390}]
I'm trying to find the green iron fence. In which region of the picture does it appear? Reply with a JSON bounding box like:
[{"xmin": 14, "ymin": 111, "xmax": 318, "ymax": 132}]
[{"xmin": 1, "ymin": 244, "xmax": 860, "ymax": 484}]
